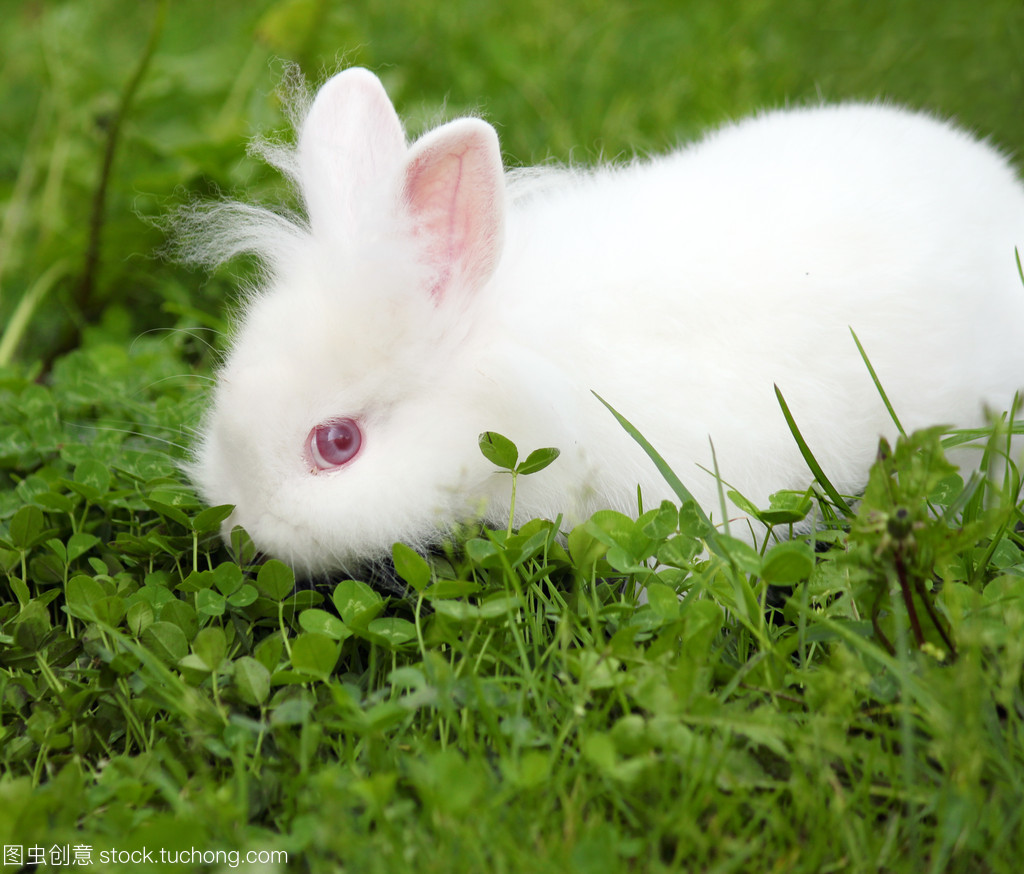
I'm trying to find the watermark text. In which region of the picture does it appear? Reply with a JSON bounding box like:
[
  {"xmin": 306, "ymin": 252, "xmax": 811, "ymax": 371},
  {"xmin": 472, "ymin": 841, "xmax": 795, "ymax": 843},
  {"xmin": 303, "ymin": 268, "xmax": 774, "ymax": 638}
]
[{"xmin": 3, "ymin": 844, "xmax": 288, "ymax": 868}]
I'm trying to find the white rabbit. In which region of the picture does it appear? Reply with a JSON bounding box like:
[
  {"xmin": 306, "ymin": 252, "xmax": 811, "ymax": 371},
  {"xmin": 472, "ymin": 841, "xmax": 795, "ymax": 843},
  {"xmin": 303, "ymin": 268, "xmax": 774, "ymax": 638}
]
[{"xmin": 188, "ymin": 67, "xmax": 1024, "ymax": 575}]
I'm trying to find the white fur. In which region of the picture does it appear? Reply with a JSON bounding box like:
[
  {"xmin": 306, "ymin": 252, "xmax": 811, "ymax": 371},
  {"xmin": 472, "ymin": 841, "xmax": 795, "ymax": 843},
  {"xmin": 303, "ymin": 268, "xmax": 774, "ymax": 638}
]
[{"xmin": 189, "ymin": 68, "xmax": 1024, "ymax": 574}]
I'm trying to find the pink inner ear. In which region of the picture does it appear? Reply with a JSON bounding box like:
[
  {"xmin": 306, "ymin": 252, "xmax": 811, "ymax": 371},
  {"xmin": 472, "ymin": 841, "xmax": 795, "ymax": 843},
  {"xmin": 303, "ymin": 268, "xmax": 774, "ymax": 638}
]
[
  {"xmin": 408, "ymin": 148, "xmax": 472, "ymax": 295},
  {"xmin": 402, "ymin": 120, "xmax": 505, "ymax": 300}
]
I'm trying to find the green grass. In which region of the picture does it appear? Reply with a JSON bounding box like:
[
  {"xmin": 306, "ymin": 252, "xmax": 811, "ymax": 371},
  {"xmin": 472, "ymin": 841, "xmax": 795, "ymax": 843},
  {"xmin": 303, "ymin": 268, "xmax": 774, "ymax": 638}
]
[
  {"xmin": 3, "ymin": 1, "xmax": 1024, "ymax": 872},
  {"xmin": 3, "ymin": 344, "xmax": 1024, "ymax": 872}
]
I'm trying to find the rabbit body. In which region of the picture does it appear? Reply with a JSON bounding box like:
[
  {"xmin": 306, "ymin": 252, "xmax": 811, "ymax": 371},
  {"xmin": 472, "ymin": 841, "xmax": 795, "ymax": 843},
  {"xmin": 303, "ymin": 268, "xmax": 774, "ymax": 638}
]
[{"xmin": 191, "ymin": 68, "xmax": 1024, "ymax": 574}]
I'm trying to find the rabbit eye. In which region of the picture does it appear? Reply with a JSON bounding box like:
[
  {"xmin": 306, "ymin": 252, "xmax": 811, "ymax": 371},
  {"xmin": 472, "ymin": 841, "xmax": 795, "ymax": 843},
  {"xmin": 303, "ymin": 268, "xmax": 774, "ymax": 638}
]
[{"xmin": 308, "ymin": 418, "xmax": 362, "ymax": 470}]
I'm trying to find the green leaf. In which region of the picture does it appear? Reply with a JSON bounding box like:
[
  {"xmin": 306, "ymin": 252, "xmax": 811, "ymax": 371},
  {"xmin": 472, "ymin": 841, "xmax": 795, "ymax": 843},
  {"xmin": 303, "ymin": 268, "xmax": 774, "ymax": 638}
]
[
  {"xmin": 408, "ymin": 749, "xmax": 488, "ymax": 816},
  {"xmin": 159, "ymin": 599, "xmax": 198, "ymax": 641},
  {"xmin": 135, "ymin": 580, "xmax": 177, "ymax": 611},
  {"xmin": 211, "ymin": 562, "xmax": 244, "ymax": 596},
  {"xmin": 657, "ymin": 535, "xmax": 701, "ymax": 569},
  {"xmin": 758, "ymin": 490, "xmax": 814, "ymax": 526},
  {"xmin": 65, "ymin": 575, "xmax": 107, "ymax": 621},
  {"xmin": 191, "ymin": 504, "xmax": 234, "ymax": 534},
  {"xmin": 140, "ymin": 621, "xmax": 190, "ymax": 665},
  {"xmin": 191, "ymin": 626, "xmax": 228, "ymax": 671},
  {"xmin": 233, "ymin": 657, "xmax": 271, "ymax": 706},
  {"xmin": 646, "ymin": 582, "xmax": 681, "ymax": 620},
  {"xmin": 195, "ymin": 588, "xmax": 226, "ymax": 618},
  {"xmin": 256, "ymin": 559, "xmax": 295, "ymax": 601},
  {"xmin": 332, "ymin": 579, "xmax": 384, "ymax": 630},
  {"xmin": 228, "ymin": 526, "xmax": 258, "ymax": 565},
  {"xmin": 74, "ymin": 459, "xmax": 111, "ymax": 498},
  {"xmin": 726, "ymin": 489, "xmax": 762, "ymax": 519},
  {"xmin": 299, "ymin": 608, "xmax": 352, "ymax": 641},
  {"xmin": 178, "ymin": 653, "xmax": 213, "ymax": 684},
  {"xmin": 718, "ymin": 535, "xmax": 763, "ymax": 577},
  {"xmin": 254, "ymin": 634, "xmax": 285, "ymax": 673},
  {"xmin": 359, "ymin": 701, "xmax": 408, "ymax": 733},
  {"xmin": 642, "ymin": 501, "xmax": 680, "ymax": 540},
  {"xmin": 144, "ymin": 498, "xmax": 191, "ymax": 529},
  {"xmin": 366, "ymin": 617, "xmax": 417, "ymax": 647},
  {"xmin": 517, "ymin": 446, "xmax": 560, "ymax": 475},
  {"xmin": 8, "ymin": 505, "xmax": 46, "ymax": 549},
  {"xmin": 178, "ymin": 570, "xmax": 214, "ymax": 592},
  {"xmin": 478, "ymin": 431, "xmax": 518, "ymax": 470},
  {"xmin": 126, "ymin": 601, "xmax": 155, "ymax": 636},
  {"xmin": 35, "ymin": 491, "xmax": 74, "ymax": 515},
  {"xmin": 7, "ymin": 576, "xmax": 31, "ymax": 607},
  {"xmin": 761, "ymin": 540, "xmax": 815, "ymax": 585},
  {"xmin": 682, "ymin": 599, "xmax": 724, "ymax": 656},
  {"xmin": 108, "ymin": 652, "xmax": 142, "ymax": 676},
  {"xmin": 46, "ymin": 538, "xmax": 67, "ymax": 563},
  {"xmin": 227, "ymin": 584, "xmax": 259, "ymax": 608},
  {"xmin": 422, "ymin": 579, "xmax": 483, "ymax": 600},
  {"xmin": 392, "ymin": 542, "xmax": 431, "ymax": 592},
  {"xmin": 93, "ymin": 595, "xmax": 127, "ymax": 628},
  {"xmin": 585, "ymin": 510, "xmax": 656, "ymax": 566},
  {"xmin": 66, "ymin": 533, "xmax": 101, "ymax": 562},
  {"xmin": 567, "ymin": 524, "xmax": 609, "ymax": 577},
  {"xmin": 478, "ymin": 593, "xmax": 522, "ymax": 620},
  {"xmin": 678, "ymin": 501, "xmax": 713, "ymax": 539},
  {"xmin": 465, "ymin": 537, "xmax": 504, "ymax": 570},
  {"xmin": 289, "ymin": 632, "xmax": 340, "ymax": 678},
  {"xmin": 270, "ymin": 696, "xmax": 315, "ymax": 726},
  {"xmin": 582, "ymin": 732, "xmax": 619, "ymax": 773},
  {"xmin": 502, "ymin": 751, "xmax": 552, "ymax": 790},
  {"xmin": 388, "ymin": 666, "xmax": 427, "ymax": 689},
  {"xmin": 12, "ymin": 601, "xmax": 51, "ymax": 651},
  {"xmin": 431, "ymin": 600, "xmax": 481, "ymax": 621}
]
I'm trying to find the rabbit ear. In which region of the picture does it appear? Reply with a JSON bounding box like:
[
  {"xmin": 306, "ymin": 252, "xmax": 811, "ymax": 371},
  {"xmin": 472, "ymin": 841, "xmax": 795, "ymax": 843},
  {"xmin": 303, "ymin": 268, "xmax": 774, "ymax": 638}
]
[
  {"xmin": 297, "ymin": 67, "xmax": 406, "ymax": 235},
  {"xmin": 401, "ymin": 118, "xmax": 505, "ymax": 300}
]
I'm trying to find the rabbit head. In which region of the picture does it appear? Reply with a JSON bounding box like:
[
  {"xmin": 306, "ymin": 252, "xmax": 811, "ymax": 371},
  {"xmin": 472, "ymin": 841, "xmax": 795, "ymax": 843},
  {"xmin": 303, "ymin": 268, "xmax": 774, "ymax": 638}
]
[{"xmin": 190, "ymin": 68, "xmax": 535, "ymax": 574}]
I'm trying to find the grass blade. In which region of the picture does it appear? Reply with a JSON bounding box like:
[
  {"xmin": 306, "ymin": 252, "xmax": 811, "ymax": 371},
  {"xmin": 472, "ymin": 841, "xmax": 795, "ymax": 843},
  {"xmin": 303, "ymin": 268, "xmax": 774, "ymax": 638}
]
[
  {"xmin": 593, "ymin": 391, "xmax": 724, "ymax": 555},
  {"xmin": 850, "ymin": 327, "xmax": 905, "ymax": 435},
  {"xmin": 774, "ymin": 384, "xmax": 855, "ymax": 518},
  {"xmin": 0, "ymin": 259, "xmax": 69, "ymax": 365}
]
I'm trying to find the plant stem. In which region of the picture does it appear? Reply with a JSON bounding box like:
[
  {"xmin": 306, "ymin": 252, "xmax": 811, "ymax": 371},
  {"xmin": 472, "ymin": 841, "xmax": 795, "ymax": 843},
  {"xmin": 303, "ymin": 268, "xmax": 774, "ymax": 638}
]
[
  {"xmin": 75, "ymin": 0, "xmax": 167, "ymax": 319},
  {"xmin": 913, "ymin": 575, "xmax": 958, "ymax": 661},
  {"xmin": 894, "ymin": 549, "xmax": 925, "ymax": 649}
]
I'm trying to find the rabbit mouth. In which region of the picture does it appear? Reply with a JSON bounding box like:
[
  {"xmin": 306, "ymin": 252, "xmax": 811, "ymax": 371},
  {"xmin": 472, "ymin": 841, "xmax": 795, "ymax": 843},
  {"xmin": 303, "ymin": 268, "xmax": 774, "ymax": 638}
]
[{"xmin": 217, "ymin": 504, "xmax": 427, "ymax": 581}]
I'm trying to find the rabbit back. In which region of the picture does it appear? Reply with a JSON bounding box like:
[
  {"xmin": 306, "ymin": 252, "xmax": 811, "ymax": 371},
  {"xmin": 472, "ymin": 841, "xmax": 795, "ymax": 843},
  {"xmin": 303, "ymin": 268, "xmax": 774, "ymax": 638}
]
[{"xmin": 488, "ymin": 103, "xmax": 1024, "ymax": 523}]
